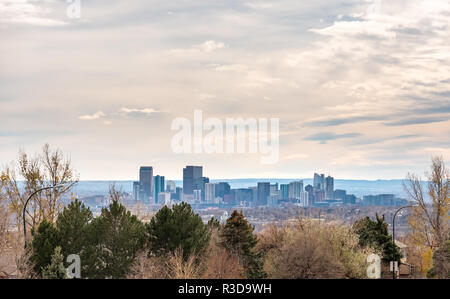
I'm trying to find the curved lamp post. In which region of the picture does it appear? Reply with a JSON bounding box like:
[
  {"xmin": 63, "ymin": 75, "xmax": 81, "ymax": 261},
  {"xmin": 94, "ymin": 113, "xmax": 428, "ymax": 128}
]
[
  {"xmin": 392, "ymin": 204, "xmax": 416, "ymax": 279},
  {"xmin": 22, "ymin": 184, "xmax": 69, "ymax": 248}
]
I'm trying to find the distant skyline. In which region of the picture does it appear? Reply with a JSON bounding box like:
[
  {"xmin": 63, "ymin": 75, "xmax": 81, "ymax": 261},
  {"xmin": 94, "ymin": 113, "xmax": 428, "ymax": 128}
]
[{"xmin": 1, "ymin": 0, "xmax": 449, "ymax": 180}]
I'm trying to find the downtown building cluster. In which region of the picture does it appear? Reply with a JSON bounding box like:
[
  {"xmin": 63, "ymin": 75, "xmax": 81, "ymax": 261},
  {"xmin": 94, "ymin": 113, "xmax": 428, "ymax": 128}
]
[{"xmin": 131, "ymin": 166, "xmax": 381, "ymax": 208}]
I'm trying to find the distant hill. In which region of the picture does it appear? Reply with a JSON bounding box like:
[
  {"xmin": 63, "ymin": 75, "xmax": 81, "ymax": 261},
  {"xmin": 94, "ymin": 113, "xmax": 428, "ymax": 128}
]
[{"xmin": 71, "ymin": 179, "xmax": 410, "ymax": 199}]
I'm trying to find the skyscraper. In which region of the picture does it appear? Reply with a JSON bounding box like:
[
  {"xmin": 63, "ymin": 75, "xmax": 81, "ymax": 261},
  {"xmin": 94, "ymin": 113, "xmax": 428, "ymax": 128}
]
[
  {"xmin": 215, "ymin": 182, "xmax": 231, "ymax": 199},
  {"xmin": 205, "ymin": 183, "xmax": 216, "ymax": 204},
  {"xmin": 153, "ymin": 175, "xmax": 165, "ymax": 202},
  {"xmin": 183, "ymin": 166, "xmax": 203, "ymax": 195},
  {"xmin": 334, "ymin": 189, "xmax": 346, "ymax": 201},
  {"xmin": 280, "ymin": 184, "xmax": 289, "ymax": 200},
  {"xmin": 133, "ymin": 181, "xmax": 140, "ymax": 201},
  {"xmin": 166, "ymin": 180, "xmax": 176, "ymax": 193},
  {"xmin": 257, "ymin": 182, "xmax": 270, "ymax": 206},
  {"xmin": 139, "ymin": 166, "xmax": 153, "ymax": 202},
  {"xmin": 325, "ymin": 175, "xmax": 334, "ymax": 199},
  {"xmin": 305, "ymin": 184, "xmax": 314, "ymax": 206},
  {"xmin": 313, "ymin": 173, "xmax": 325, "ymax": 190},
  {"xmin": 289, "ymin": 181, "xmax": 304, "ymax": 199}
]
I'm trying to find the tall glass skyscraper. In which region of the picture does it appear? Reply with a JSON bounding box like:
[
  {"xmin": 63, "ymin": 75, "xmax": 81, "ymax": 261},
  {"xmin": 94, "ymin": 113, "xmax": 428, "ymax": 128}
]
[
  {"xmin": 153, "ymin": 175, "xmax": 165, "ymax": 202},
  {"xmin": 257, "ymin": 182, "xmax": 270, "ymax": 206},
  {"xmin": 139, "ymin": 166, "xmax": 153, "ymax": 202},
  {"xmin": 183, "ymin": 166, "xmax": 203, "ymax": 195}
]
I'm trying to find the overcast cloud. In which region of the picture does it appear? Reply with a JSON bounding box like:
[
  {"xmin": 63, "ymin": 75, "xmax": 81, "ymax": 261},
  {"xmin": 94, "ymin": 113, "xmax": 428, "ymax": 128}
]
[{"xmin": 0, "ymin": 0, "xmax": 449, "ymax": 180}]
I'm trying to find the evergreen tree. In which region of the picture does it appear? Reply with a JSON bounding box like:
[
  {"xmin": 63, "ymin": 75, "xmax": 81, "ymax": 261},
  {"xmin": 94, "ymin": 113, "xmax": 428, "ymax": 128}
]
[
  {"xmin": 90, "ymin": 199, "xmax": 146, "ymax": 278},
  {"xmin": 353, "ymin": 214, "xmax": 402, "ymax": 263},
  {"xmin": 55, "ymin": 198, "xmax": 95, "ymax": 278},
  {"xmin": 41, "ymin": 246, "xmax": 67, "ymax": 279},
  {"xmin": 147, "ymin": 202, "xmax": 210, "ymax": 261},
  {"xmin": 220, "ymin": 210, "xmax": 267, "ymax": 278},
  {"xmin": 30, "ymin": 219, "xmax": 60, "ymax": 276}
]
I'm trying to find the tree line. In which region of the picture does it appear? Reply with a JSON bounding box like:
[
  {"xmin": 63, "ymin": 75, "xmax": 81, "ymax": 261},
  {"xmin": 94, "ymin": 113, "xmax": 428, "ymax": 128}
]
[{"xmin": 0, "ymin": 145, "xmax": 448, "ymax": 278}]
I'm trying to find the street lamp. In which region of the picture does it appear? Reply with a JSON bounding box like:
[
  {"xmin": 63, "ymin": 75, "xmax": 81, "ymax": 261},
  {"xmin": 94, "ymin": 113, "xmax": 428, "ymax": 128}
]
[
  {"xmin": 392, "ymin": 204, "xmax": 417, "ymax": 279},
  {"xmin": 22, "ymin": 184, "xmax": 70, "ymax": 248}
]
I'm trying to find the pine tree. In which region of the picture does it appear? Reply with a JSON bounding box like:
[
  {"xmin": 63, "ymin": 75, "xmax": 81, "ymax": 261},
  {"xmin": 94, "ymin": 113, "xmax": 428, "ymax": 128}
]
[
  {"xmin": 90, "ymin": 199, "xmax": 146, "ymax": 278},
  {"xmin": 55, "ymin": 198, "xmax": 95, "ymax": 278},
  {"xmin": 30, "ymin": 219, "xmax": 60, "ymax": 276},
  {"xmin": 220, "ymin": 210, "xmax": 267, "ymax": 279},
  {"xmin": 353, "ymin": 214, "xmax": 402, "ymax": 263},
  {"xmin": 147, "ymin": 202, "xmax": 210, "ymax": 261},
  {"xmin": 41, "ymin": 246, "xmax": 67, "ymax": 279}
]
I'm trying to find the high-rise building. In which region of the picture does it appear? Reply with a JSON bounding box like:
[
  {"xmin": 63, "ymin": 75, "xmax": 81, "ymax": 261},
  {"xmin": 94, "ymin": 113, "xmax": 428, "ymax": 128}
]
[
  {"xmin": 153, "ymin": 175, "xmax": 165, "ymax": 202},
  {"xmin": 325, "ymin": 176, "xmax": 334, "ymax": 199},
  {"xmin": 234, "ymin": 188, "xmax": 254, "ymax": 204},
  {"xmin": 344, "ymin": 194, "xmax": 356, "ymax": 205},
  {"xmin": 305, "ymin": 184, "xmax": 314, "ymax": 206},
  {"xmin": 257, "ymin": 182, "xmax": 270, "ymax": 206},
  {"xmin": 183, "ymin": 166, "xmax": 202, "ymax": 195},
  {"xmin": 289, "ymin": 181, "xmax": 303, "ymax": 199},
  {"xmin": 139, "ymin": 166, "xmax": 153, "ymax": 203},
  {"xmin": 363, "ymin": 194, "xmax": 395, "ymax": 206},
  {"xmin": 166, "ymin": 180, "xmax": 176, "ymax": 193},
  {"xmin": 334, "ymin": 189, "xmax": 346, "ymax": 201},
  {"xmin": 205, "ymin": 183, "xmax": 216, "ymax": 204},
  {"xmin": 313, "ymin": 173, "xmax": 325, "ymax": 190},
  {"xmin": 270, "ymin": 183, "xmax": 278, "ymax": 195},
  {"xmin": 193, "ymin": 189, "xmax": 202, "ymax": 202},
  {"xmin": 133, "ymin": 181, "xmax": 140, "ymax": 201},
  {"xmin": 280, "ymin": 184, "xmax": 289, "ymax": 200},
  {"xmin": 215, "ymin": 182, "xmax": 231, "ymax": 199},
  {"xmin": 197, "ymin": 176, "xmax": 210, "ymax": 202}
]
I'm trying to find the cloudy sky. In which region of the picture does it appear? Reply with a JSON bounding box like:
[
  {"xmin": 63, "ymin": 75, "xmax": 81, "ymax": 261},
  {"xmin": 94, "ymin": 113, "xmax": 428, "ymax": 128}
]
[{"xmin": 1, "ymin": 0, "xmax": 449, "ymax": 180}]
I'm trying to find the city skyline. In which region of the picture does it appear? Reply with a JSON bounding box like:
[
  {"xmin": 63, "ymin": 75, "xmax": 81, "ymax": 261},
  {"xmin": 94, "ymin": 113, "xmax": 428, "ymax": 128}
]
[{"xmin": 1, "ymin": 0, "xmax": 449, "ymax": 180}]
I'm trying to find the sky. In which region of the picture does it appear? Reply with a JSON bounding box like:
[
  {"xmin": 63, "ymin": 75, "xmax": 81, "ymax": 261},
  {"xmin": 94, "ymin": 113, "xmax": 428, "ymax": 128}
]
[{"xmin": 0, "ymin": 0, "xmax": 449, "ymax": 180}]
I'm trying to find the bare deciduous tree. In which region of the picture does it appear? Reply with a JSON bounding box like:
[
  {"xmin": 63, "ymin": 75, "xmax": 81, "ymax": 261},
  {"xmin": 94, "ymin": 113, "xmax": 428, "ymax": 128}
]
[
  {"xmin": 404, "ymin": 156, "xmax": 449, "ymax": 278},
  {"xmin": 1, "ymin": 144, "xmax": 78, "ymax": 233}
]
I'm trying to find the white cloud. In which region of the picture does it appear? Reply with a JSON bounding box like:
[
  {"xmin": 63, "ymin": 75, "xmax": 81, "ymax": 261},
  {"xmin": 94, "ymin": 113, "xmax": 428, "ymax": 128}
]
[
  {"xmin": 198, "ymin": 40, "xmax": 225, "ymax": 52},
  {"xmin": 79, "ymin": 111, "xmax": 106, "ymax": 120},
  {"xmin": 119, "ymin": 107, "xmax": 159, "ymax": 115},
  {"xmin": 0, "ymin": 0, "xmax": 66, "ymax": 26}
]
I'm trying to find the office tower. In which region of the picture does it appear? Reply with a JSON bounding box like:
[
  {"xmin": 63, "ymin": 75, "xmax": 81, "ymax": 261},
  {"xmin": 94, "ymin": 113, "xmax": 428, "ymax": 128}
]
[
  {"xmin": 257, "ymin": 182, "xmax": 270, "ymax": 206},
  {"xmin": 325, "ymin": 176, "xmax": 334, "ymax": 199},
  {"xmin": 280, "ymin": 184, "xmax": 289, "ymax": 200},
  {"xmin": 289, "ymin": 181, "xmax": 303, "ymax": 199},
  {"xmin": 305, "ymin": 184, "xmax": 314, "ymax": 206},
  {"xmin": 314, "ymin": 189, "xmax": 325, "ymax": 202},
  {"xmin": 133, "ymin": 181, "xmax": 140, "ymax": 201},
  {"xmin": 183, "ymin": 166, "xmax": 203, "ymax": 195},
  {"xmin": 299, "ymin": 191, "xmax": 308, "ymax": 207},
  {"xmin": 166, "ymin": 180, "xmax": 176, "ymax": 193},
  {"xmin": 233, "ymin": 188, "xmax": 253, "ymax": 204},
  {"xmin": 197, "ymin": 176, "xmax": 209, "ymax": 202},
  {"xmin": 153, "ymin": 175, "xmax": 165, "ymax": 202},
  {"xmin": 158, "ymin": 192, "xmax": 171, "ymax": 205},
  {"xmin": 268, "ymin": 194, "xmax": 279, "ymax": 207},
  {"xmin": 139, "ymin": 166, "xmax": 153, "ymax": 202},
  {"xmin": 334, "ymin": 189, "xmax": 346, "ymax": 201},
  {"xmin": 344, "ymin": 194, "xmax": 356, "ymax": 205},
  {"xmin": 215, "ymin": 182, "xmax": 231, "ymax": 199},
  {"xmin": 171, "ymin": 187, "xmax": 183, "ymax": 201},
  {"xmin": 205, "ymin": 183, "xmax": 216, "ymax": 204},
  {"xmin": 193, "ymin": 189, "xmax": 202, "ymax": 202},
  {"xmin": 313, "ymin": 173, "xmax": 325, "ymax": 190},
  {"xmin": 270, "ymin": 183, "xmax": 278, "ymax": 195},
  {"xmin": 362, "ymin": 194, "xmax": 395, "ymax": 206}
]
